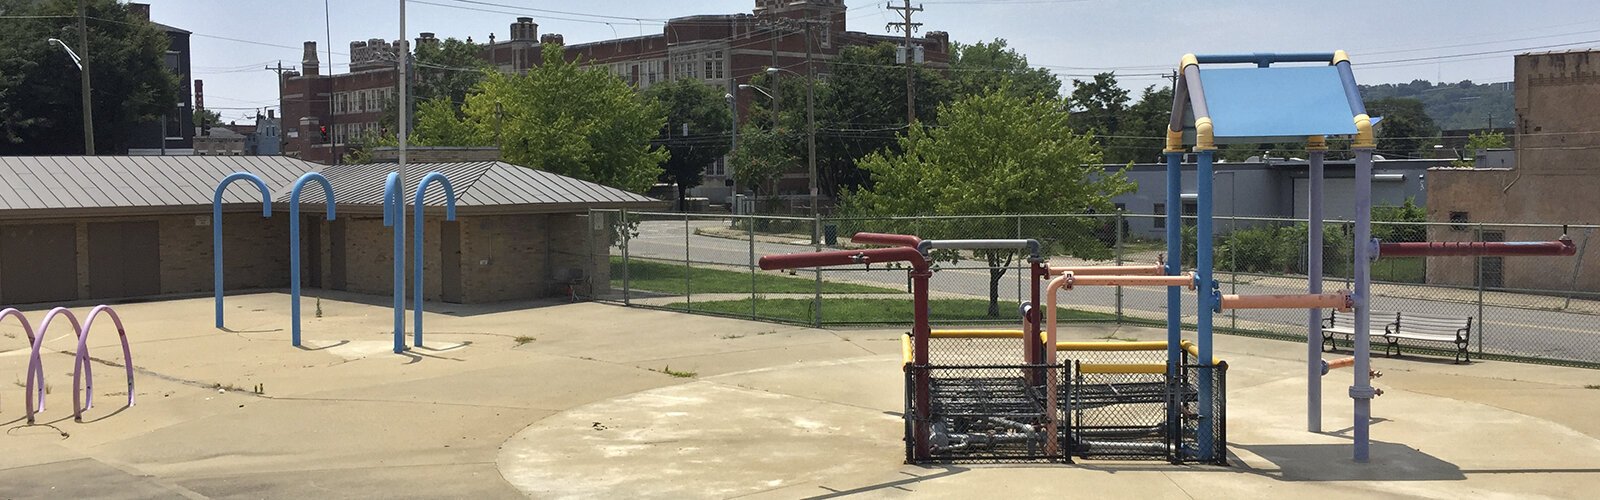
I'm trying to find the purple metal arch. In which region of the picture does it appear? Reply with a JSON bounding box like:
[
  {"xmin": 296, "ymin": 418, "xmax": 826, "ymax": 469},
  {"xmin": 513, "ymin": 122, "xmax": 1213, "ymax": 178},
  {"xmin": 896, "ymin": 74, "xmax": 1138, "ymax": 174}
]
[
  {"xmin": 72, "ymin": 305, "xmax": 134, "ymax": 421},
  {"xmin": 26, "ymin": 308, "xmax": 82, "ymax": 423},
  {"xmin": 1, "ymin": 308, "xmax": 46, "ymax": 415}
]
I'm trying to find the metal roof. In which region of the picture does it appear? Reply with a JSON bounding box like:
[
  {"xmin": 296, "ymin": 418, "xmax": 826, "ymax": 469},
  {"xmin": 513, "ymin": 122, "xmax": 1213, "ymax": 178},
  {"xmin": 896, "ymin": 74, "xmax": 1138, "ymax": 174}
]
[
  {"xmin": 0, "ymin": 156, "xmax": 662, "ymax": 218},
  {"xmin": 0, "ymin": 155, "xmax": 311, "ymax": 212},
  {"xmin": 276, "ymin": 161, "xmax": 662, "ymax": 211}
]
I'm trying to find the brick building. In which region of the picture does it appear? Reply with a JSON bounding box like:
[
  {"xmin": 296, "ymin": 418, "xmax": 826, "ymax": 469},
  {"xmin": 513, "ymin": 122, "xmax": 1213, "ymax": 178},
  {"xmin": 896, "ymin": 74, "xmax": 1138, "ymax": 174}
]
[
  {"xmin": 125, "ymin": 2, "xmax": 196, "ymax": 155},
  {"xmin": 0, "ymin": 155, "xmax": 662, "ymax": 306},
  {"xmin": 280, "ymin": 1, "xmax": 953, "ymax": 201},
  {"xmin": 1426, "ymin": 49, "xmax": 1600, "ymax": 292}
]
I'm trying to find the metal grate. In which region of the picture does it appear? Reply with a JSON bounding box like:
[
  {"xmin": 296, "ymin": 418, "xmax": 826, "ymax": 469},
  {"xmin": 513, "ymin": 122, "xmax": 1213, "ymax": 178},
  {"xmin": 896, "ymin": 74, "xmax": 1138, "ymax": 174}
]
[{"xmin": 906, "ymin": 364, "xmax": 1070, "ymax": 462}]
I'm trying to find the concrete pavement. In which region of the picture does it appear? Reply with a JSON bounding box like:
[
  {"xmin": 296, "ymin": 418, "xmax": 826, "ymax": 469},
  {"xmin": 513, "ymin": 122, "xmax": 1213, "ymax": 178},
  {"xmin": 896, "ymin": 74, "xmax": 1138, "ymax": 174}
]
[{"xmin": 1, "ymin": 292, "xmax": 1598, "ymax": 498}]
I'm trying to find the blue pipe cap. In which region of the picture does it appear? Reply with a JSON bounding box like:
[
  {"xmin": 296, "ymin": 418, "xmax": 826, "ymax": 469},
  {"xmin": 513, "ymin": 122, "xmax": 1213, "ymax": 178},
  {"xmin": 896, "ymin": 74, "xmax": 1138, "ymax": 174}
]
[{"xmin": 1211, "ymin": 290, "xmax": 1224, "ymax": 313}]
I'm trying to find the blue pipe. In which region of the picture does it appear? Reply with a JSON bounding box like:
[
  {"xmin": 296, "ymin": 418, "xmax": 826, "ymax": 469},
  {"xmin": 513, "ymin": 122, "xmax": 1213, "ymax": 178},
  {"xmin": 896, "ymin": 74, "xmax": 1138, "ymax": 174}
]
[
  {"xmin": 1195, "ymin": 52, "xmax": 1337, "ymax": 67},
  {"xmin": 1352, "ymin": 150, "xmax": 1376, "ymax": 462},
  {"xmin": 212, "ymin": 172, "xmax": 272, "ymax": 329},
  {"xmin": 1196, "ymin": 149, "xmax": 1217, "ymax": 461},
  {"xmin": 412, "ymin": 172, "xmax": 457, "ymax": 348},
  {"xmin": 1335, "ymin": 60, "xmax": 1367, "ymax": 116},
  {"xmin": 1164, "ymin": 151, "xmax": 1182, "ymax": 455},
  {"xmin": 288, "ymin": 172, "xmax": 336, "ymax": 347},
  {"xmin": 382, "ymin": 173, "xmax": 405, "ymax": 353}
]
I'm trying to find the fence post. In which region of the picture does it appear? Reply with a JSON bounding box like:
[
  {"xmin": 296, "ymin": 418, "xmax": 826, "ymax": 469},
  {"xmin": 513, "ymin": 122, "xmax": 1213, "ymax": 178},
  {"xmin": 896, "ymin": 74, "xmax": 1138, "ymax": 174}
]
[
  {"xmin": 621, "ymin": 209, "xmax": 631, "ymax": 306},
  {"xmin": 685, "ymin": 213, "xmax": 692, "ymax": 311},
  {"xmin": 1564, "ymin": 227, "xmax": 1592, "ymax": 310},
  {"xmin": 1229, "ymin": 215, "xmax": 1238, "ymax": 332},
  {"xmin": 1476, "ymin": 222, "xmax": 1485, "ymax": 356},
  {"xmin": 1114, "ymin": 211, "xmax": 1124, "ymax": 324},
  {"xmin": 814, "ymin": 214, "xmax": 823, "ymax": 328},
  {"xmin": 749, "ymin": 214, "xmax": 758, "ymax": 320},
  {"xmin": 1018, "ymin": 214, "xmax": 1026, "ymax": 306}
]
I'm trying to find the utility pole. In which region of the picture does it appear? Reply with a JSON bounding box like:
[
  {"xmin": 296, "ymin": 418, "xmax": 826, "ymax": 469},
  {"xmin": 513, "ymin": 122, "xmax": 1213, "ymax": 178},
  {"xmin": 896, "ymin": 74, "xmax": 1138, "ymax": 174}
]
[
  {"xmin": 265, "ymin": 61, "xmax": 296, "ymax": 152},
  {"xmin": 888, "ymin": 0, "xmax": 923, "ymax": 124},
  {"xmin": 77, "ymin": 0, "xmax": 94, "ymax": 155}
]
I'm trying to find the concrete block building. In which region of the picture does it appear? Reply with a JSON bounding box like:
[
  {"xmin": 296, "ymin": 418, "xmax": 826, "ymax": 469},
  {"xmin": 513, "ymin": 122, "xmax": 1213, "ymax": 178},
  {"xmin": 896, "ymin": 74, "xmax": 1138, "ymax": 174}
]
[
  {"xmin": 0, "ymin": 155, "xmax": 662, "ymax": 306},
  {"xmin": 1426, "ymin": 49, "xmax": 1600, "ymax": 292}
]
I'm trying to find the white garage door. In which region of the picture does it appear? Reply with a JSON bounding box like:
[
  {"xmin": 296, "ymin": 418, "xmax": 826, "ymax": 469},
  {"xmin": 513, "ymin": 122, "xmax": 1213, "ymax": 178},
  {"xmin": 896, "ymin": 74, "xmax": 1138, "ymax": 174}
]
[{"xmin": 1293, "ymin": 178, "xmax": 1357, "ymax": 220}]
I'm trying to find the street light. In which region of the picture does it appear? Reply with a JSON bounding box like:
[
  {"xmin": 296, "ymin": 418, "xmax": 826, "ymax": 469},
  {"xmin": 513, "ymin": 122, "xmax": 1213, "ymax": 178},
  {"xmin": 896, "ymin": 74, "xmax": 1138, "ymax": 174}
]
[
  {"xmin": 762, "ymin": 66, "xmax": 818, "ymax": 242},
  {"xmin": 48, "ymin": 37, "xmax": 94, "ymax": 155}
]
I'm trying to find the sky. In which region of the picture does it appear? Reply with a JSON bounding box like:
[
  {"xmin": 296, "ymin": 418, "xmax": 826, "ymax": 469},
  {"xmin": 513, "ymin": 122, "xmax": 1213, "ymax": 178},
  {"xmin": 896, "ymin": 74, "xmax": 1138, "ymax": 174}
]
[{"xmin": 141, "ymin": 0, "xmax": 1600, "ymax": 125}]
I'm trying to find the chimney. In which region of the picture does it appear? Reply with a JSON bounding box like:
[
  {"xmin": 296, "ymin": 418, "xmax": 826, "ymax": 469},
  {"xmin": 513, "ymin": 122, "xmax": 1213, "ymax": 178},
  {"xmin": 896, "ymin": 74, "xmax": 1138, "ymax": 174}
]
[
  {"xmin": 128, "ymin": 2, "xmax": 150, "ymax": 21},
  {"xmin": 925, "ymin": 31, "xmax": 950, "ymax": 53},
  {"xmin": 511, "ymin": 17, "xmax": 538, "ymax": 42},
  {"xmin": 302, "ymin": 41, "xmax": 320, "ymax": 77},
  {"xmin": 540, "ymin": 33, "xmax": 564, "ymax": 46},
  {"xmin": 416, "ymin": 32, "xmax": 438, "ymax": 48}
]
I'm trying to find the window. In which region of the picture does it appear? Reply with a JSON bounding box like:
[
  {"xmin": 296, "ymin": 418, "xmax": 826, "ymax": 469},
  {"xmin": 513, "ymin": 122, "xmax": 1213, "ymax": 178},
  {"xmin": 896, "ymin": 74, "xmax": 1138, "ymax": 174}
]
[
  {"xmin": 1153, "ymin": 203, "xmax": 1165, "ymax": 229},
  {"xmin": 1450, "ymin": 211, "xmax": 1470, "ymax": 231},
  {"xmin": 705, "ymin": 50, "xmax": 725, "ymax": 80},
  {"xmin": 708, "ymin": 157, "xmax": 726, "ymax": 177}
]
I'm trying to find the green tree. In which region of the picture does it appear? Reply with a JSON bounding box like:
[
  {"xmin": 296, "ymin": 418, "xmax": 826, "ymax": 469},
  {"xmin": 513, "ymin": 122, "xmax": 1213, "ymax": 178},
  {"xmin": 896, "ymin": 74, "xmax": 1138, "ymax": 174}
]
[
  {"xmin": 949, "ymin": 39, "xmax": 1060, "ymax": 101},
  {"xmin": 0, "ymin": 0, "xmax": 178, "ymax": 154},
  {"xmin": 1068, "ymin": 72, "xmax": 1130, "ymax": 137},
  {"xmin": 1108, "ymin": 85, "xmax": 1174, "ymax": 164},
  {"xmin": 1451, "ymin": 130, "xmax": 1509, "ymax": 168},
  {"xmin": 413, "ymin": 37, "xmax": 490, "ymax": 113},
  {"xmin": 1366, "ymin": 97, "xmax": 1438, "ymax": 156},
  {"xmin": 410, "ymin": 45, "xmax": 666, "ymax": 192},
  {"xmin": 843, "ymin": 88, "xmax": 1134, "ymax": 316},
  {"xmin": 646, "ymin": 78, "xmax": 733, "ymax": 211},
  {"xmin": 811, "ymin": 43, "xmax": 950, "ymax": 197},
  {"xmin": 729, "ymin": 127, "xmax": 793, "ymax": 213}
]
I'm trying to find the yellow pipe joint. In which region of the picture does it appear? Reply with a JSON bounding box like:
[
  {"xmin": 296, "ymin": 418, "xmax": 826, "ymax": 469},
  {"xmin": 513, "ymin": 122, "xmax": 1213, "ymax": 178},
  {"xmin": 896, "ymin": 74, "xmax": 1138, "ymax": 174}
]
[
  {"xmin": 1194, "ymin": 117, "xmax": 1216, "ymax": 151},
  {"xmin": 1353, "ymin": 114, "xmax": 1376, "ymax": 149},
  {"xmin": 1165, "ymin": 128, "xmax": 1186, "ymax": 153},
  {"xmin": 1306, "ymin": 135, "xmax": 1328, "ymax": 151},
  {"xmin": 1332, "ymin": 50, "xmax": 1350, "ymax": 65},
  {"xmin": 1181, "ymin": 53, "xmax": 1199, "ymax": 70},
  {"xmin": 901, "ymin": 333, "xmax": 912, "ymax": 366}
]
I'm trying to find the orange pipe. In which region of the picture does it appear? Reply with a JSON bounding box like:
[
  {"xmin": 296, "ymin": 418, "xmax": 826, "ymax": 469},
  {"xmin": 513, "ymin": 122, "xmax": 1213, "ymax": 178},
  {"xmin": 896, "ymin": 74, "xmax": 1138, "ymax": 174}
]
[
  {"xmin": 1220, "ymin": 292, "xmax": 1352, "ymax": 312},
  {"xmin": 1042, "ymin": 274, "xmax": 1071, "ymax": 455},
  {"xmin": 1049, "ymin": 264, "xmax": 1166, "ymax": 276},
  {"xmin": 1325, "ymin": 357, "xmax": 1356, "ymax": 371},
  {"xmin": 1061, "ymin": 273, "xmax": 1198, "ymax": 289}
]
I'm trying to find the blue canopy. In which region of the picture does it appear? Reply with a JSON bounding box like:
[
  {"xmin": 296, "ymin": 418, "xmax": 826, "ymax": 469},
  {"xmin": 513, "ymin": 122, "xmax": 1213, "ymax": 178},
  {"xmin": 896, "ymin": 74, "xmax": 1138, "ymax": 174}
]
[{"xmin": 1200, "ymin": 66, "xmax": 1358, "ymax": 139}]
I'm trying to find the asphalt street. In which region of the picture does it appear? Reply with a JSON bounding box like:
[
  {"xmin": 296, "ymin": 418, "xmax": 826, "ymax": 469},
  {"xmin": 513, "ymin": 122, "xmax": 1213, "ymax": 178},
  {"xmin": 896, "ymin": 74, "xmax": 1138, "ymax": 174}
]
[{"xmin": 617, "ymin": 220, "xmax": 1600, "ymax": 363}]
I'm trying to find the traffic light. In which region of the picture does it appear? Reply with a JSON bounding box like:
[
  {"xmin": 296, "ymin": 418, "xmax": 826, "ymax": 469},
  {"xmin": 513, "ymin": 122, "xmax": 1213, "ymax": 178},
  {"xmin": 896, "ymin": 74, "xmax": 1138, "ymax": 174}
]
[{"xmin": 319, "ymin": 125, "xmax": 329, "ymax": 143}]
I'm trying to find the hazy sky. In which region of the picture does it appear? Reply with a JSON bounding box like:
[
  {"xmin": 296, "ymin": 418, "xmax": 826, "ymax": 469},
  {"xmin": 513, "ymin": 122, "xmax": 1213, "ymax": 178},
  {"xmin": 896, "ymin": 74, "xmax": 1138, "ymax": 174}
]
[{"xmin": 141, "ymin": 0, "xmax": 1600, "ymax": 124}]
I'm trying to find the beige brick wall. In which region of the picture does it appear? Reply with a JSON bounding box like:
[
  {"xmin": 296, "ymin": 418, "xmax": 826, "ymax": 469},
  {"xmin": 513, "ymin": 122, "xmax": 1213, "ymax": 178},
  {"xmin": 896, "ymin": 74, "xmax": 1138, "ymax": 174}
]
[
  {"xmin": 459, "ymin": 214, "xmax": 548, "ymax": 303},
  {"xmin": 335, "ymin": 215, "xmax": 449, "ymax": 300},
  {"xmin": 164, "ymin": 213, "xmax": 291, "ymax": 294}
]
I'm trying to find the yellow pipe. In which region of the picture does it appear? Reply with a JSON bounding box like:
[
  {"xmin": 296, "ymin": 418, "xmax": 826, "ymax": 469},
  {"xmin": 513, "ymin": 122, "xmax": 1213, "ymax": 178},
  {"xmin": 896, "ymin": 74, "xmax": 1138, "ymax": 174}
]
[
  {"xmin": 1353, "ymin": 114, "xmax": 1375, "ymax": 149},
  {"xmin": 1195, "ymin": 117, "xmax": 1216, "ymax": 151},
  {"xmin": 1332, "ymin": 50, "xmax": 1350, "ymax": 65},
  {"xmin": 1056, "ymin": 341, "xmax": 1170, "ymax": 352},
  {"xmin": 1306, "ymin": 135, "xmax": 1328, "ymax": 151},
  {"xmin": 1165, "ymin": 128, "xmax": 1185, "ymax": 153},
  {"xmin": 929, "ymin": 329, "xmax": 1025, "ymax": 339},
  {"xmin": 1079, "ymin": 363, "xmax": 1168, "ymax": 374},
  {"xmin": 901, "ymin": 333, "xmax": 913, "ymax": 366},
  {"xmin": 1179, "ymin": 339, "xmax": 1225, "ymax": 366}
]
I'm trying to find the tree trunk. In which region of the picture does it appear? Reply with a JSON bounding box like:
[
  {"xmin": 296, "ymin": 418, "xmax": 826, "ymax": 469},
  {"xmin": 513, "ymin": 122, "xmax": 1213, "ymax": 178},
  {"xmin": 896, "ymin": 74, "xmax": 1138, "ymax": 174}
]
[
  {"xmin": 677, "ymin": 183, "xmax": 687, "ymax": 212},
  {"xmin": 986, "ymin": 252, "xmax": 1014, "ymax": 318}
]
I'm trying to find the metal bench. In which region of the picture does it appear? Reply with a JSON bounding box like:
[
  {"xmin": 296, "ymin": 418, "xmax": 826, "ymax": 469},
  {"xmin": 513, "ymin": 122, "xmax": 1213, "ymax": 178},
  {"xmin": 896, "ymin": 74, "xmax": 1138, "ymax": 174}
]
[
  {"xmin": 1321, "ymin": 311, "xmax": 1398, "ymax": 353},
  {"xmin": 1323, "ymin": 311, "xmax": 1474, "ymax": 363}
]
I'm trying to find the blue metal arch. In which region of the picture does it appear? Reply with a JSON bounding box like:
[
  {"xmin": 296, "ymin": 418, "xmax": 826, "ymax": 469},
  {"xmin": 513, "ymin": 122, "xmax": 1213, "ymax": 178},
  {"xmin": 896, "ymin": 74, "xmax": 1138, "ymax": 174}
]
[
  {"xmin": 382, "ymin": 173, "xmax": 406, "ymax": 353},
  {"xmin": 288, "ymin": 172, "xmax": 336, "ymax": 347},
  {"xmin": 212, "ymin": 172, "xmax": 273, "ymax": 329},
  {"xmin": 412, "ymin": 172, "xmax": 457, "ymax": 348}
]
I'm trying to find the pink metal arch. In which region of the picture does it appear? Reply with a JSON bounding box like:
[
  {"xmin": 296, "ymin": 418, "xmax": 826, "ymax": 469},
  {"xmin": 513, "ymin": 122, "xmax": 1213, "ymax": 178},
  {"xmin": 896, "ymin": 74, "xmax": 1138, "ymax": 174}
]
[
  {"xmin": 73, "ymin": 305, "xmax": 134, "ymax": 421},
  {"xmin": 26, "ymin": 308, "xmax": 82, "ymax": 424},
  {"xmin": 1, "ymin": 308, "xmax": 46, "ymax": 415}
]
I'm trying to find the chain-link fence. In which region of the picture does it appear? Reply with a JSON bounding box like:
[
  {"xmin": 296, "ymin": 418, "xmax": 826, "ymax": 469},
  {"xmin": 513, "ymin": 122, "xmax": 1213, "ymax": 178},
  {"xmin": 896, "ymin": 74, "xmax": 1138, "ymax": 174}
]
[{"xmin": 589, "ymin": 209, "xmax": 1600, "ymax": 368}]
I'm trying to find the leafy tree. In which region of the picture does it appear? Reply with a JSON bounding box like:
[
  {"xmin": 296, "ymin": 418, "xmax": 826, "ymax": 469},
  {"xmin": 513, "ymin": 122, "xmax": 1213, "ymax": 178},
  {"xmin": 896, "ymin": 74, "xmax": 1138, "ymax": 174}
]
[
  {"xmin": 194, "ymin": 108, "xmax": 221, "ymax": 129},
  {"xmin": 1107, "ymin": 85, "xmax": 1174, "ymax": 164},
  {"xmin": 1450, "ymin": 130, "xmax": 1508, "ymax": 168},
  {"xmin": 843, "ymin": 88, "xmax": 1134, "ymax": 316},
  {"xmin": 645, "ymin": 78, "xmax": 733, "ymax": 210},
  {"xmin": 1359, "ymin": 79, "xmax": 1512, "ymax": 130},
  {"xmin": 410, "ymin": 45, "xmax": 666, "ymax": 192},
  {"xmin": 1366, "ymin": 97, "xmax": 1438, "ymax": 156},
  {"xmin": 812, "ymin": 43, "xmax": 950, "ymax": 197},
  {"xmin": 729, "ymin": 127, "xmax": 794, "ymax": 212},
  {"xmin": 0, "ymin": 0, "xmax": 178, "ymax": 154},
  {"xmin": 949, "ymin": 39, "xmax": 1060, "ymax": 101},
  {"xmin": 1068, "ymin": 72, "xmax": 1130, "ymax": 138},
  {"xmin": 413, "ymin": 37, "xmax": 490, "ymax": 113}
]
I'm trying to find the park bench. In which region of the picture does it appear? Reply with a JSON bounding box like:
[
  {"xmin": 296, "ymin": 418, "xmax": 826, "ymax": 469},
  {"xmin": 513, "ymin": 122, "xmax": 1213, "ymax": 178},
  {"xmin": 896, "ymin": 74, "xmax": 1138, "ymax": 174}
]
[{"xmin": 1322, "ymin": 311, "xmax": 1474, "ymax": 364}]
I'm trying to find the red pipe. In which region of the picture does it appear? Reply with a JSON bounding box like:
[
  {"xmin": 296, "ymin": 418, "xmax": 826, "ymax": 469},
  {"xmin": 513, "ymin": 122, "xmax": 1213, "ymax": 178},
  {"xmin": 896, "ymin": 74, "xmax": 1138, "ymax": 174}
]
[
  {"xmin": 759, "ymin": 247, "xmax": 927, "ymax": 270},
  {"xmin": 1380, "ymin": 238, "xmax": 1576, "ymax": 257},
  {"xmin": 850, "ymin": 232, "xmax": 923, "ymax": 248},
  {"xmin": 758, "ymin": 244, "xmax": 933, "ymax": 460}
]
